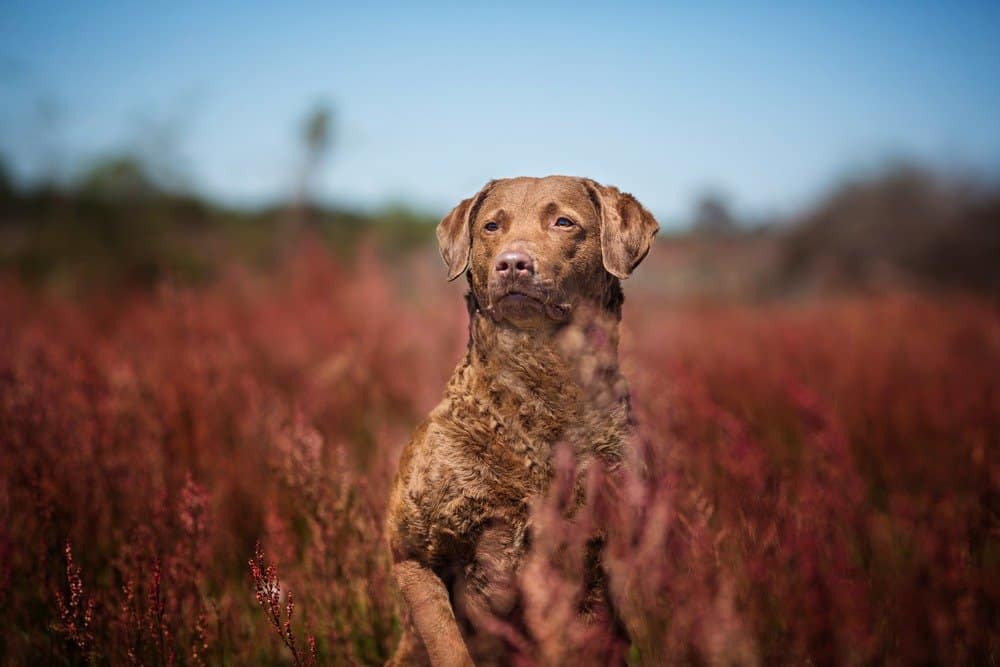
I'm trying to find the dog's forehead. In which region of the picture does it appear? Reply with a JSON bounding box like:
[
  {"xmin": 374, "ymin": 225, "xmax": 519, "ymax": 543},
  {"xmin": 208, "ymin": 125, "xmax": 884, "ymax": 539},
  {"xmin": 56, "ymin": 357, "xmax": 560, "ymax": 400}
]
[{"xmin": 482, "ymin": 176, "xmax": 594, "ymax": 216}]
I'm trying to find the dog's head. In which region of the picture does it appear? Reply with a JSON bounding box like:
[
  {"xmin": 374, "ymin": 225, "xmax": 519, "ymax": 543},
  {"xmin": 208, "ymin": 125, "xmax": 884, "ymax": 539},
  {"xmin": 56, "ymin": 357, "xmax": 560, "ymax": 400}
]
[{"xmin": 437, "ymin": 176, "xmax": 659, "ymax": 328}]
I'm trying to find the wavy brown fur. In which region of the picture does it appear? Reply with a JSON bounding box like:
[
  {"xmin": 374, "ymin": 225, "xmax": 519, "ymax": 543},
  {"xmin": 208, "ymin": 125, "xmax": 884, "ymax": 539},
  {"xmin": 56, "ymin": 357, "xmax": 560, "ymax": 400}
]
[{"xmin": 385, "ymin": 176, "xmax": 657, "ymax": 666}]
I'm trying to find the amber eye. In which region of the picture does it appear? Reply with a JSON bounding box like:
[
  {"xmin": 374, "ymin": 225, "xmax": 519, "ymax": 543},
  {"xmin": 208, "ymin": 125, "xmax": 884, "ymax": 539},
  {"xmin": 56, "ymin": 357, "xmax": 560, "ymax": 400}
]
[
  {"xmin": 484, "ymin": 221, "xmax": 499, "ymax": 232},
  {"xmin": 554, "ymin": 217, "xmax": 575, "ymax": 228}
]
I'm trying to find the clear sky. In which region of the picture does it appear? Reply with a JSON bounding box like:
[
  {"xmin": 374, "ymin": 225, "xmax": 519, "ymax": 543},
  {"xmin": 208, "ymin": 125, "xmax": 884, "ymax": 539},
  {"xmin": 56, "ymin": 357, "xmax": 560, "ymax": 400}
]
[{"xmin": 1, "ymin": 1, "xmax": 999, "ymax": 224}]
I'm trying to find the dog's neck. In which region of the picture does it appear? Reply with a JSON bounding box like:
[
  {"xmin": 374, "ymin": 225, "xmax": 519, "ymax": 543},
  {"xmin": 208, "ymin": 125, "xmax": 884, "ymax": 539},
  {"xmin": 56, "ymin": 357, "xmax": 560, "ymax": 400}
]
[
  {"xmin": 461, "ymin": 268, "xmax": 627, "ymax": 395},
  {"xmin": 459, "ymin": 296, "xmax": 629, "ymax": 460},
  {"xmin": 467, "ymin": 307, "xmax": 616, "ymax": 371}
]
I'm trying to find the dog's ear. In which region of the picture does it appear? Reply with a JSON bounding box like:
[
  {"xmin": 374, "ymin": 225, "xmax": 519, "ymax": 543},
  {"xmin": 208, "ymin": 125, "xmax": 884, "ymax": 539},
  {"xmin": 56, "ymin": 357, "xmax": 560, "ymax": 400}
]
[
  {"xmin": 583, "ymin": 179, "xmax": 659, "ymax": 279},
  {"xmin": 436, "ymin": 181, "xmax": 496, "ymax": 281}
]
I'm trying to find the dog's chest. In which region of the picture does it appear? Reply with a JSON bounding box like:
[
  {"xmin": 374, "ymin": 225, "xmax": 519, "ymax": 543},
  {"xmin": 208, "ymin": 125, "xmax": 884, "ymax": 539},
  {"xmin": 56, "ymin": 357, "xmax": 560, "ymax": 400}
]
[
  {"xmin": 404, "ymin": 355, "xmax": 627, "ymax": 567},
  {"xmin": 406, "ymin": 399, "xmax": 559, "ymax": 555},
  {"xmin": 438, "ymin": 411, "xmax": 555, "ymax": 520}
]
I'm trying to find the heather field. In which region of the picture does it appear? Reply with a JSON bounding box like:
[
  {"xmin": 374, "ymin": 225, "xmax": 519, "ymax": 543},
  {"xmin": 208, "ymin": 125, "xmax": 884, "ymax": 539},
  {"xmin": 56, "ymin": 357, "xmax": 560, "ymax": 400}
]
[{"xmin": 1, "ymin": 243, "xmax": 996, "ymax": 665}]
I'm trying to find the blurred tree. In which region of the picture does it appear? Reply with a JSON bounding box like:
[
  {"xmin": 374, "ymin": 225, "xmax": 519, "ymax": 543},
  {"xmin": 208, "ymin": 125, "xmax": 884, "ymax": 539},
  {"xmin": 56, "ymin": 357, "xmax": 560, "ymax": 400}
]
[
  {"xmin": 33, "ymin": 95, "xmax": 67, "ymax": 188},
  {"xmin": 296, "ymin": 103, "xmax": 334, "ymax": 212},
  {"xmin": 77, "ymin": 154, "xmax": 159, "ymax": 201},
  {"xmin": 0, "ymin": 154, "xmax": 12, "ymax": 201},
  {"xmin": 128, "ymin": 102, "xmax": 197, "ymax": 196},
  {"xmin": 692, "ymin": 192, "xmax": 736, "ymax": 236},
  {"xmin": 776, "ymin": 163, "xmax": 1000, "ymax": 293},
  {"xmin": 282, "ymin": 103, "xmax": 335, "ymax": 246}
]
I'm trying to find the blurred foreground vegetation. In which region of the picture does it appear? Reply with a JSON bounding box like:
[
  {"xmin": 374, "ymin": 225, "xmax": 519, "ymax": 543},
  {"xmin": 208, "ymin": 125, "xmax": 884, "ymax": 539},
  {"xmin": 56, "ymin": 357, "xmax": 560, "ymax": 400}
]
[
  {"xmin": 2, "ymin": 252, "xmax": 996, "ymax": 664},
  {"xmin": 1, "ymin": 154, "xmax": 997, "ymax": 663}
]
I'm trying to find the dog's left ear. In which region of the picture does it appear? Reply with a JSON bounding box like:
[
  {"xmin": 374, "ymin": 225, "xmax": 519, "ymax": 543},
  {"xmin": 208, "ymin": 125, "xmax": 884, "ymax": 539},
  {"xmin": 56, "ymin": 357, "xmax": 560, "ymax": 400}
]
[
  {"xmin": 437, "ymin": 181, "xmax": 496, "ymax": 281},
  {"xmin": 582, "ymin": 179, "xmax": 660, "ymax": 279}
]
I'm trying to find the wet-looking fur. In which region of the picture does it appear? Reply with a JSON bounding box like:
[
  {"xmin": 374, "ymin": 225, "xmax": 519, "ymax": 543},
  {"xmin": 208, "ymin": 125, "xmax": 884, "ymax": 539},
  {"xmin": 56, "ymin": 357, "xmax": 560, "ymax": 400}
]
[{"xmin": 386, "ymin": 176, "xmax": 658, "ymax": 666}]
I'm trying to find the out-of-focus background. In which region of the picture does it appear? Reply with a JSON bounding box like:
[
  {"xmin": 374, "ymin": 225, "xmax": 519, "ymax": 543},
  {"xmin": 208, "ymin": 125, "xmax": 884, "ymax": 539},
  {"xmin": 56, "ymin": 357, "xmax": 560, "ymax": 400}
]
[
  {"xmin": 3, "ymin": 1, "xmax": 999, "ymax": 296},
  {"xmin": 1, "ymin": 3, "xmax": 997, "ymax": 665}
]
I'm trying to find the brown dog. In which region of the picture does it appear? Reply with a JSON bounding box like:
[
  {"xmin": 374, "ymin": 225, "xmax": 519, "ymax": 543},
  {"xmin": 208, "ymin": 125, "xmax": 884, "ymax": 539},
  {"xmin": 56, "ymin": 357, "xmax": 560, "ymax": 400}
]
[{"xmin": 386, "ymin": 176, "xmax": 658, "ymax": 666}]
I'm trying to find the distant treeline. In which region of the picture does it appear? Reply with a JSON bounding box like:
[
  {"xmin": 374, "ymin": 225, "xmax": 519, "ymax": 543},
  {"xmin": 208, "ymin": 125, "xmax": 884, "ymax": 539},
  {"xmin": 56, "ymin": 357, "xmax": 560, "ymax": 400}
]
[
  {"xmin": 774, "ymin": 165, "xmax": 1000, "ymax": 295},
  {"xmin": 1, "ymin": 155, "xmax": 997, "ymax": 296},
  {"xmin": 0, "ymin": 154, "xmax": 439, "ymax": 289}
]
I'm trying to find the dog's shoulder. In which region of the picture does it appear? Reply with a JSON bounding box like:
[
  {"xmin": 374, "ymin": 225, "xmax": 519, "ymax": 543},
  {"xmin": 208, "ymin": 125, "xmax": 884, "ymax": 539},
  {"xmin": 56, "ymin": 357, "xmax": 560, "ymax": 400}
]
[
  {"xmin": 386, "ymin": 394, "xmax": 495, "ymax": 565},
  {"xmin": 386, "ymin": 370, "xmax": 543, "ymax": 565}
]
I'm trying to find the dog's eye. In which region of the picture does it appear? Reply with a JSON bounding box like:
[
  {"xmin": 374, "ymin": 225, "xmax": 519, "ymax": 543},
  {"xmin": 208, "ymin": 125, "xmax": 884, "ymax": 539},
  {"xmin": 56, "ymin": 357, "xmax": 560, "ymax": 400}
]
[
  {"xmin": 554, "ymin": 217, "xmax": 575, "ymax": 228},
  {"xmin": 484, "ymin": 221, "xmax": 499, "ymax": 232}
]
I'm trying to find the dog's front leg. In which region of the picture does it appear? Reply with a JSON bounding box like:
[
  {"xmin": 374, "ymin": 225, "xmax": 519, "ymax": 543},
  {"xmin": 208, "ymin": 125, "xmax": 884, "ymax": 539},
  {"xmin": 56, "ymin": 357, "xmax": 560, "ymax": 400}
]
[{"xmin": 393, "ymin": 560, "xmax": 474, "ymax": 667}]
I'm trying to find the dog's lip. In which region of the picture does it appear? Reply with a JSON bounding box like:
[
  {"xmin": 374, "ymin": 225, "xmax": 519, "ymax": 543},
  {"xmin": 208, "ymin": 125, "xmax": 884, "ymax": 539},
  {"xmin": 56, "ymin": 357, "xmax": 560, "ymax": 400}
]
[
  {"xmin": 493, "ymin": 288, "xmax": 570, "ymax": 320},
  {"xmin": 500, "ymin": 290, "xmax": 543, "ymax": 302}
]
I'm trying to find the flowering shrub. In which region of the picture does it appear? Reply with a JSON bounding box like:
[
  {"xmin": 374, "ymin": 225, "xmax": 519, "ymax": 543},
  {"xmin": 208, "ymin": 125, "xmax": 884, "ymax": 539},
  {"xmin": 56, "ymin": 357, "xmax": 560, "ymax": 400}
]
[{"xmin": 0, "ymin": 242, "xmax": 995, "ymax": 664}]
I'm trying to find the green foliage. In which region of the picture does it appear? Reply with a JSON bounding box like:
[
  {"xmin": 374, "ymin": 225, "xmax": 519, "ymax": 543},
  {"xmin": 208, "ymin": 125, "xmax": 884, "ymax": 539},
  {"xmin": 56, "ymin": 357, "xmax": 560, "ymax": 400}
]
[
  {"xmin": 0, "ymin": 175, "xmax": 437, "ymax": 292},
  {"xmin": 0, "ymin": 155, "xmax": 13, "ymax": 200},
  {"xmin": 77, "ymin": 154, "xmax": 161, "ymax": 201}
]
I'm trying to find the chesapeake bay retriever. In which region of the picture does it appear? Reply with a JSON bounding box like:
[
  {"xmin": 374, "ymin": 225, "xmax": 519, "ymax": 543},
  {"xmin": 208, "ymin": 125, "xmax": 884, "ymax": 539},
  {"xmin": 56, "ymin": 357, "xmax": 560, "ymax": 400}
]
[{"xmin": 386, "ymin": 176, "xmax": 658, "ymax": 666}]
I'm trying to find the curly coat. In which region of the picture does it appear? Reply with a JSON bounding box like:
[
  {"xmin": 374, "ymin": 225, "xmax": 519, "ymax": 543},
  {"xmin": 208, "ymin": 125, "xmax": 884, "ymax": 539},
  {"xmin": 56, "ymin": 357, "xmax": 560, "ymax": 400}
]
[{"xmin": 386, "ymin": 176, "xmax": 658, "ymax": 666}]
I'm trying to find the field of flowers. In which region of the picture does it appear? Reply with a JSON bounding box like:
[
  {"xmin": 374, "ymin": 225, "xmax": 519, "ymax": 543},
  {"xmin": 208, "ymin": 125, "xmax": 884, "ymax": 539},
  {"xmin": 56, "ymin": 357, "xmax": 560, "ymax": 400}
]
[{"xmin": 1, "ymin": 242, "xmax": 996, "ymax": 665}]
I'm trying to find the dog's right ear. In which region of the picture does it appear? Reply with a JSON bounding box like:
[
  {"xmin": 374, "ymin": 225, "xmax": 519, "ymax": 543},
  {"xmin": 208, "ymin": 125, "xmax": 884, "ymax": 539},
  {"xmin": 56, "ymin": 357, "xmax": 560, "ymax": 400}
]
[
  {"xmin": 437, "ymin": 181, "xmax": 495, "ymax": 281},
  {"xmin": 582, "ymin": 179, "xmax": 659, "ymax": 280}
]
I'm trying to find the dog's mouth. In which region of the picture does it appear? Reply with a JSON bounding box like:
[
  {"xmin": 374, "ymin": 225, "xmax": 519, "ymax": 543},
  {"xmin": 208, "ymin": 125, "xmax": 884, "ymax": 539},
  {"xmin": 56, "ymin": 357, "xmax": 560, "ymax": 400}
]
[
  {"xmin": 492, "ymin": 287, "xmax": 570, "ymax": 322},
  {"xmin": 500, "ymin": 290, "xmax": 542, "ymax": 305}
]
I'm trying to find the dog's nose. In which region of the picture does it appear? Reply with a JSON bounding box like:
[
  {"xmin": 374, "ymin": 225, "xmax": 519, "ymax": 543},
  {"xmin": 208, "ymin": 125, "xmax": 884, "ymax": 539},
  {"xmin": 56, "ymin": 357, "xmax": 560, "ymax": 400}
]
[{"xmin": 495, "ymin": 250, "xmax": 535, "ymax": 278}]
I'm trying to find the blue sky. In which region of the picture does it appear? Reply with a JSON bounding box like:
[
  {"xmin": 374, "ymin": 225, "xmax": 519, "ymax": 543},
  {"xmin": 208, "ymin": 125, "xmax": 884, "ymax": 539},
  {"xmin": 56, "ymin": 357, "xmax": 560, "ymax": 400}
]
[{"xmin": 1, "ymin": 1, "xmax": 999, "ymax": 224}]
